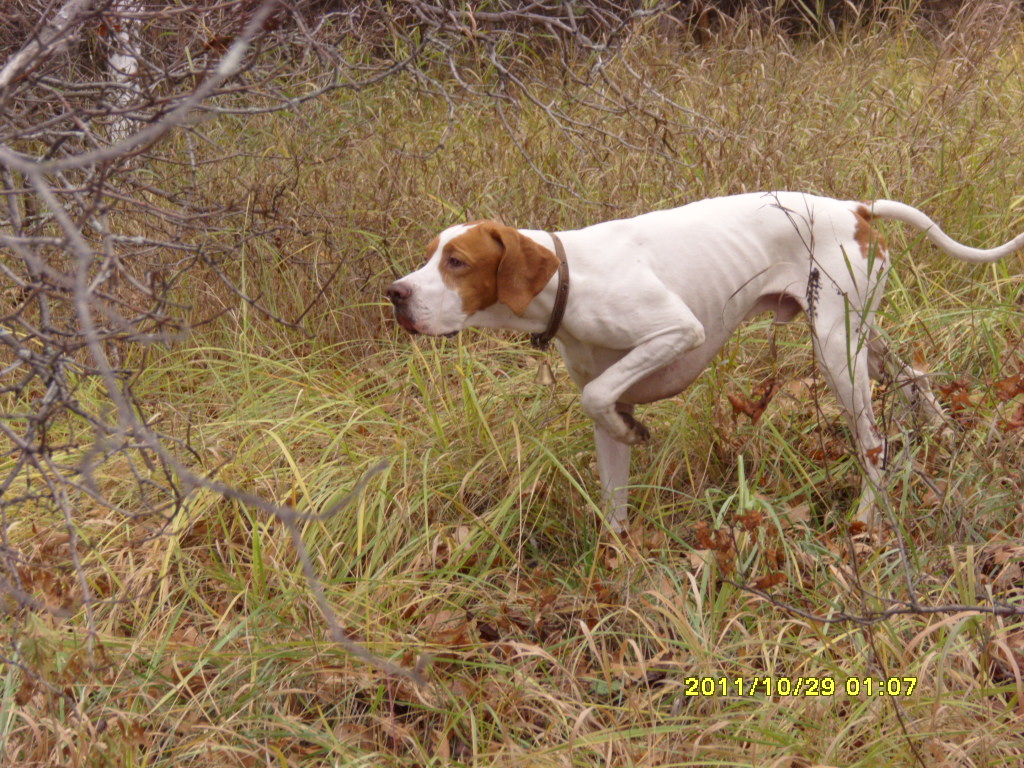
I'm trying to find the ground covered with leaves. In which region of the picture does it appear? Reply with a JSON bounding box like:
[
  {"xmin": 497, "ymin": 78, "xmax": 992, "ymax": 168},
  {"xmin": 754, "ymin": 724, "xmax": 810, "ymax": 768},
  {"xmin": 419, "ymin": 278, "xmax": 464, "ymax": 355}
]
[{"xmin": 3, "ymin": 5, "xmax": 1024, "ymax": 767}]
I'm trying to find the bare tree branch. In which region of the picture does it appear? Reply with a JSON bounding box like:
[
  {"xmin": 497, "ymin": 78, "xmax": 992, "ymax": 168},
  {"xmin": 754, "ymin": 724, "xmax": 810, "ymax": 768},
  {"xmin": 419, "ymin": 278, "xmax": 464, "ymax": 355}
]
[
  {"xmin": 1, "ymin": 0, "xmax": 431, "ymax": 689},
  {"xmin": 0, "ymin": 0, "xmax": 97, "ymax": 91}
]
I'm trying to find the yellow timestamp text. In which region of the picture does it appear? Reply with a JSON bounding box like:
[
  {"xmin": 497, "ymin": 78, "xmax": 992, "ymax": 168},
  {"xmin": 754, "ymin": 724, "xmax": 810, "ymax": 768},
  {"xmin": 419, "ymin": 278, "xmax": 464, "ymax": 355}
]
[{"xmin": 682, "ymin": 676, "xmax": 918, "ymax": 697}]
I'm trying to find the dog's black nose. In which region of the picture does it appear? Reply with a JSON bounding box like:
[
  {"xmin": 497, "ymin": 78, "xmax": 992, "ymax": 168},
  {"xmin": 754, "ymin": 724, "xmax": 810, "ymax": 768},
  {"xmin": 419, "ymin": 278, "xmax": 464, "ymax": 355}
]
[{"xmin": 386, "ymin": 282, "xmax": 411, "ymax": 305}]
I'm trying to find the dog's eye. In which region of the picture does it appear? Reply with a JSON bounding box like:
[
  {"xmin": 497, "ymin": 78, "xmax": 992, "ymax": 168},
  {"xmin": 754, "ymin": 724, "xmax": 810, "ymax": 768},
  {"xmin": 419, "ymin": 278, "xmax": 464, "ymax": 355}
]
[{"xmin": 446, "ymin": 256, "xmax": 467, "ymax": 270}]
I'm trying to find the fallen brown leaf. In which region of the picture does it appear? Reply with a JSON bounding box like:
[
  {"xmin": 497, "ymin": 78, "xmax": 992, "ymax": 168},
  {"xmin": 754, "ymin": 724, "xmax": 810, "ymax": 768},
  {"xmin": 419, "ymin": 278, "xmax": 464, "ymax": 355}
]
[
  {"xmin": 939, "ymin": 379, "xmax": 980, "ymax": 425},
  {"xmin": 693, "ymin": 522, "xmax": 736, "ymax": 573},
  {"xmin": 1001, "ymin": 402, "xmax": 1024, "ymax": 431},
  {"xmin": 848, "ymin": 520, "xmax": 868, "ymax": 535},
  {"xmin": 695, "ymin": 520, "xmax": 716, "ymax": 550},
  {"xmin": 737, "ymin": 509, "xmax": 764, "ymax": 531},
  {"xmin": 993, "ymin": 371, "xmax": 1024, "ymax": 402},
  {"xmin": 780, "ymin": 501, "xmax": 812, "ymax": 528},
  {"xmin": 752, "ymin": 572, "xmax": 787, "ymax": 590},
  {"xmin": 726, "ymin": 379, "xmax": 780, "ymax": 424}
]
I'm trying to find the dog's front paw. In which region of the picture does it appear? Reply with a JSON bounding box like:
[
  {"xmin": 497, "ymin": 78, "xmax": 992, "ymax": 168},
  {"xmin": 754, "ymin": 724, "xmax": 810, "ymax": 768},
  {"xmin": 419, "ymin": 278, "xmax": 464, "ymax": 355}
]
[
  {"xmin": 617, "ymin": 409, "xmax": 650, "ymax": 444},
  {"xmin": 593, "ymin": 408, "xmax": 649, "ymax": 445},
  {"xmin": 583, "ymin": 391, "xmax": 651, "ymax": 445}
]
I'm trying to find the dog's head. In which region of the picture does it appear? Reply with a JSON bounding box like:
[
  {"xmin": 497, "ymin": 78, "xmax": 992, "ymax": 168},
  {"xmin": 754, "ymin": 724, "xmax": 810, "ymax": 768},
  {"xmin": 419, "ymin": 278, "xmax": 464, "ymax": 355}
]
[{"xmin": 386, "ymin": 220, "xmax": 558, "ymax": 336}]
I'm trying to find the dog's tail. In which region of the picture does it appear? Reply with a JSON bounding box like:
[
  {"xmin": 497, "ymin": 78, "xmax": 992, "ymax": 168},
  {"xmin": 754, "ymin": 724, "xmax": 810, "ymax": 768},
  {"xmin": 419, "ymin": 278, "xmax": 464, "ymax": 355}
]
[{"xmin": 867, "ymin": 200, "xmax": 1024, "ymax": 263}]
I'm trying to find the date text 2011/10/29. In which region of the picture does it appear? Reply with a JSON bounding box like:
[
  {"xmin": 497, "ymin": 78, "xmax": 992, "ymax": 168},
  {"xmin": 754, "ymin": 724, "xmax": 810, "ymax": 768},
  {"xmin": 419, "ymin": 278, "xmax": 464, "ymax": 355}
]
[{"xmin": 682, "ymin": 677, "xmax": 918, "ymax": 697}]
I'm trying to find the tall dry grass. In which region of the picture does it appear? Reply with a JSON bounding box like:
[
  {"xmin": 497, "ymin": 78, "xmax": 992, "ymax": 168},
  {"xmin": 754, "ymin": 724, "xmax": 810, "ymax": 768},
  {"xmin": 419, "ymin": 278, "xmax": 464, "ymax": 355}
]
[{"xmin": 3, "ymin": 6, "xmax": 1024, "ymax": 767}]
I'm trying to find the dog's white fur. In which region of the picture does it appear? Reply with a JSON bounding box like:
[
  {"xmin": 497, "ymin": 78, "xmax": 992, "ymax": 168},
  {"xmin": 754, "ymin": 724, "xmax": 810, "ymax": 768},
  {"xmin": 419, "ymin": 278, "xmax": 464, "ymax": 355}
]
[{"xmin": 388, "ymin": 192, "xmax": 1024, "ymax": 530}]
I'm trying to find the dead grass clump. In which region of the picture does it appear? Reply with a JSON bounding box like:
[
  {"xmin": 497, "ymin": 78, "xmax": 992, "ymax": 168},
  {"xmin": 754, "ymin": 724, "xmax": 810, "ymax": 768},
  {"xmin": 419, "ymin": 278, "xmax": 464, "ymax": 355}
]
[{"xmin": 4, "ymin": 7, "xmax": 1024, "ymax": 767}]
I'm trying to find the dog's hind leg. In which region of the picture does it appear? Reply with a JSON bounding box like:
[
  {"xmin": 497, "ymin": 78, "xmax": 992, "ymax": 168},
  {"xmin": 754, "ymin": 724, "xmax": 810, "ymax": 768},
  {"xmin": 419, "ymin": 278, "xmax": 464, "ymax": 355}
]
[{"xmin": 812, "ymin": 320, "xmax": 887, "ymax": 526}]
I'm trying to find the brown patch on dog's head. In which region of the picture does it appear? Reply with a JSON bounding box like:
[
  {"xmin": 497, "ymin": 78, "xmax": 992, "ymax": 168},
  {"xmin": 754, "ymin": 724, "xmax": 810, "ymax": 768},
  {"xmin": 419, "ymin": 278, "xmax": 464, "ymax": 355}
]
[
  {"xmin": 424, "ymin": 235, "xmax": 440, "ymax": 263},
  {"xmin": 854, "ymin": 204, "xmax": 887, "ymax": 261},
  {"xmin": 439, "ymin": 221, "xmax": 559, "ymax": 316}
]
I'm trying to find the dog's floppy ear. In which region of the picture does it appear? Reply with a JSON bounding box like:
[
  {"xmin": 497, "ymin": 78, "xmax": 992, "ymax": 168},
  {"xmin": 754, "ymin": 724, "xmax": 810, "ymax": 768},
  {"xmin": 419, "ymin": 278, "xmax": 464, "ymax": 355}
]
[{"xmin": 488, "ymin": 224, "xmax": 559, "ymax": 316}]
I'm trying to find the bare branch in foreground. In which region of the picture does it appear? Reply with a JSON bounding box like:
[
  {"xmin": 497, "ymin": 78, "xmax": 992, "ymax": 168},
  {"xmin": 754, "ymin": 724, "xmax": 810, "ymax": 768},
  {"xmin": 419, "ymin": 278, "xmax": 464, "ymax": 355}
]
[{"xmin": 1, "ymin": 0, "xmax": 431, "ymax": 689}]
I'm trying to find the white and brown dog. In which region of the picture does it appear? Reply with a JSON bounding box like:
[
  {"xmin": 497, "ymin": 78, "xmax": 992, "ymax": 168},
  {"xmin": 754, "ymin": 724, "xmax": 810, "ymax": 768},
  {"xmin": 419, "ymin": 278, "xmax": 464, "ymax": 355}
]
[{"xmin": 388, "ymin": 192, "xmax": 1023, "ymax": 530}]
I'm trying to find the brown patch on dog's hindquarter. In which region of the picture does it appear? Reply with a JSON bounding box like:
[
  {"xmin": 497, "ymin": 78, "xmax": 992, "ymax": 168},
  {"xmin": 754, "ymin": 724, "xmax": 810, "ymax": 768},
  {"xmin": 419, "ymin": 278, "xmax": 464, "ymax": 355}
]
[{"xmin": 854, "ymin": 204, "xmax": 887, "ymax": 261}]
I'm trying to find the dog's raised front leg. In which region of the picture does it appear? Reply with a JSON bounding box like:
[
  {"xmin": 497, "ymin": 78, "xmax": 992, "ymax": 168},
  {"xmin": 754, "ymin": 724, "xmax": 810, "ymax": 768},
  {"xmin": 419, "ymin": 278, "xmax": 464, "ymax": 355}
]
[
  {"xmin": 594, "ymin": 415, "xmax": 632, "ymax": 532},
  {"xmin": 580, "ymin": 321, "xmax": 705, "ymax": 444}
]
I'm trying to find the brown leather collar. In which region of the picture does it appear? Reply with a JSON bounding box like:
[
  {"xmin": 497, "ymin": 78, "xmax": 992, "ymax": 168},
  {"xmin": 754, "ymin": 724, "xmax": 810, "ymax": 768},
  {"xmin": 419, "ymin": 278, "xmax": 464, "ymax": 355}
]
[{"xmin": 530, "ymin": 233, "xmax": 569, "ymax": 350}]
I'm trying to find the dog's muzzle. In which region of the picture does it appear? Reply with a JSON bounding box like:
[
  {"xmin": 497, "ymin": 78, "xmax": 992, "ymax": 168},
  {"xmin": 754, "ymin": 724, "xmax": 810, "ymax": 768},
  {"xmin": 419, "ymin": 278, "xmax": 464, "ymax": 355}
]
[
  {"xmin": 386, "ymin": 282, "xmax": 459, "ymax": 337},
  {"xmin": 386, "ymin": 281, "xmax": 420, "ymax": 334}
]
